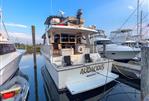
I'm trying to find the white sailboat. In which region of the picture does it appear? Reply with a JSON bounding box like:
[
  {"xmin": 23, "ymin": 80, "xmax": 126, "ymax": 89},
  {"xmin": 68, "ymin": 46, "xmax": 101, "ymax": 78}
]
[
  {"xmin": 41, "ymin": 10, "xmax": 118, "ymax": 95},
  {"xmin": 0, "ymin": 8, "xmax": 25, "ymax": 86}
]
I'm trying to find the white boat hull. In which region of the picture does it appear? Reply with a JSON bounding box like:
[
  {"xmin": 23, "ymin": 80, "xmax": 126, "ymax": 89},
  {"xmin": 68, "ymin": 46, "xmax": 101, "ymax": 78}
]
[
  {"xmin": 97, "ymin": 44, "xmax": 140, "ymax": 60},
  {"xmin": 100, "ymin": 51, "xmax": 140, "ymax": 60},
  {"xmin": 42, "ymin": 66, "xmax": 117, "ymax": 101},
  {"xmin": 0, "ymin": 50, "xmax": 24, "ymax": 86},
  {"xmin": 45, "ymin": 58, "xmax": 118, "ymax": 94}
]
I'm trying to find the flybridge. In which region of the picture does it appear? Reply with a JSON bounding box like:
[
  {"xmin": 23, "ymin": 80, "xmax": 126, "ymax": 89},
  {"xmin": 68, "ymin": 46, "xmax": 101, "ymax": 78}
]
[
  {"xmin": 44, "ymin": 9, "xmax": 84, "ymax": 27},
  {"xmin": 44, "ymin": 16, "xmax": 84, "ymax": 27},
  {"xmin": 44, "ymin": 16, "xmax": 66, "ymax": 25}
]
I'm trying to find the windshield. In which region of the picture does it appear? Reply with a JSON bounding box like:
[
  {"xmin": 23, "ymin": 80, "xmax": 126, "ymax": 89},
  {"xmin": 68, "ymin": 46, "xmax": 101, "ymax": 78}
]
[
  {"xmin": 0, "ymin": 44, "xmax": 16, "ymax": 55},
  {"xmin": 94, "ymin": 40, "xmax": 112, "ymax": 45}
]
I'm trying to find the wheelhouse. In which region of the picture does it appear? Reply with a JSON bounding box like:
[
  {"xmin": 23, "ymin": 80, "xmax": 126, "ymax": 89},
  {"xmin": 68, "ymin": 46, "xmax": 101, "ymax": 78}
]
[
  {"xmin": 42, "ymin": 25, "xmax": 101, "ymax": 67},
  {"xmin": 47, "ymin": 26, "xmax": 96, "ymax": 52}
]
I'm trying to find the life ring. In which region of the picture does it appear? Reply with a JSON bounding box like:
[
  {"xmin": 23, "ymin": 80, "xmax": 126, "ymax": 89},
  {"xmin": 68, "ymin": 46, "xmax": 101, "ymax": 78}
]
[{"xmin": 78, "ymin": 46, "xmax": 83, "ymax": 53}]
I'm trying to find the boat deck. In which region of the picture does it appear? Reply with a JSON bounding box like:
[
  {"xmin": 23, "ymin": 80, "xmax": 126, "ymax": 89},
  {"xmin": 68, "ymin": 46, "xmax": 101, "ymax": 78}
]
[{"xmin": 52, "ymin": 58, "xmax": 113, "ymax": 71}]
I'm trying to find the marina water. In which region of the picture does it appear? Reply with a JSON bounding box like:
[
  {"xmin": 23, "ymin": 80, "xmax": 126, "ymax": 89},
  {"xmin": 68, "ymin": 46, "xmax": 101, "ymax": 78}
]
[{"xmin": 19, "ymin": 54, "xmax": 141, "ymax": 101}]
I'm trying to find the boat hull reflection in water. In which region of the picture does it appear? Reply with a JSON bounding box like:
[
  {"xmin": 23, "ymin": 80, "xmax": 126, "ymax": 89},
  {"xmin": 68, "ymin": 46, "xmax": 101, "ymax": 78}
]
[{"xmin": 41, "ymin": 66, "xmax": 117, "ymax": 101}]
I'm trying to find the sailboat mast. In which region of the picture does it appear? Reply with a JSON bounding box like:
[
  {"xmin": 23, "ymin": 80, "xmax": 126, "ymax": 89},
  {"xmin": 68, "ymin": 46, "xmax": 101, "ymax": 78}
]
[
  {"xmin": 137, "ymin": 0, "xmax": 140, "ymax": 36},
  {"xmin": 140, "ymin": 10, "xmax": 143, "ymax": 40},
  {"xmin": 0, "ymin": 8, "xmax": 2, "ymax": 30},
  {"xmin": 0, "ymin": 0, "xmax": 2, "ymax": 30}
]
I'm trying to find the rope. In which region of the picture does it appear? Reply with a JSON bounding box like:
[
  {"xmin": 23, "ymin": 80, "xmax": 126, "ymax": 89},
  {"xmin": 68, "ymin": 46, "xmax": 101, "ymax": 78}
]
[
  {"xmin": 119, "ymin": 0, "xmax": 145, "ymax": 30},
  {"xmin": 113, "ymin": 64, "xmax": 139, "ymax": 79},
  {"xmin": 2, "ymin": 20, "xmax": 9, "ymax": 40},
  {"xmin": 103, "ymin": 59, "xmax": 111, "ymax": 96},
  {"xmin": 97, "ymin": 73, "xmax": 140, "ymax": 101},
  {"xmin": 128, "ymin": 12, "xmax": 149, "ymax": 39},
  {"xmin": 111, "ymin": 0, "xmax": 146, "ymax": 41}
]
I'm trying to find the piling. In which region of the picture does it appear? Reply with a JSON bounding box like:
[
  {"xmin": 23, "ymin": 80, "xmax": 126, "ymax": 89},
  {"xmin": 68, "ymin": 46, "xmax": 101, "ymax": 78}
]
[
  {"xmin": 141, "ymin": 47, "xmax": 149, "ymax": 101},
  {"xmin": 34, "ymin": 65, "xmax": 39, "ymax": 101},
  {"xmin": 32, "ymin": 25, "xmax": 37, "ymax": 67},
  {"xmin": 31, "ymin": 25, "xmax": 39, "ymax": 100},
  {"xmin": 103, "ymin": 42, "xmax": 106, "ymax": 58}
]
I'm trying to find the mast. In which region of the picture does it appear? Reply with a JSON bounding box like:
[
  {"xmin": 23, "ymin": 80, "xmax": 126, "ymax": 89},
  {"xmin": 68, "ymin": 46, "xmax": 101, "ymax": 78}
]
[
  {"xmin": 137, "ymin": 0, "xmax": 140, "ymax": 36},
  {"xmin": 140, "ymin": 10, "xmax": 143, "ymax": 40},
  {"xmin": 0, "ymin": 8, "xmax": 2, "ymax": 30},
  {"xmin": 0, "ymin": 0, "xmax": 2, "ymax": 30},
  {"xmin": 0, "ymin": 8, "xmax": 9, "ymax": 40}
]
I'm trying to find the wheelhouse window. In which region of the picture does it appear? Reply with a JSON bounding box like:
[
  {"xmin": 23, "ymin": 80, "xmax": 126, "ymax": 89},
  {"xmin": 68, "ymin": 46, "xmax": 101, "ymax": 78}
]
[
  {"xmin": 76, "ymin": 35, "xmax": 81, "ymax": 44},
  {"xmin": 57, "ymin": 33, "xmax": 76, "ymax": 49},
  {"xmin": 0, "ymin": 44, "xmax": 16, "ymax": 55},
  {"xmin": 54, "ymin": 34, "xmax": 60, "ymax": 43},
  {"xmin": 61, "ymin": 34, "xmax": 68, "ymax": 42},
  {"xmin": 69, "ymin": 35, "xmax": 75, "ymax": 42},
  {"xmin": 61, "ymin": 33, "xmax": 75, "ymax": 43},
  {"xmin": 94, "ymin": 40, "xmax": 112, "ymax": 45}
]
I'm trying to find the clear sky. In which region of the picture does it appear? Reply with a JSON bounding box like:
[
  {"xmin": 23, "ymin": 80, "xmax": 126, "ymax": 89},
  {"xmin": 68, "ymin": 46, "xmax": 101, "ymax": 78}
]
[{"xmin": 1, "ymin": 0, "xmax": 149, "ymax": 44}]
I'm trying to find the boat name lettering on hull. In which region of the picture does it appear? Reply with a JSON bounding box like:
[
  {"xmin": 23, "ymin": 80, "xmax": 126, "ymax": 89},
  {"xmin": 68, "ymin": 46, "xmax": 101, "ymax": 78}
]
[{"xmin": 80, "ymin": 64, "xmax": 104, "ymax": 74}]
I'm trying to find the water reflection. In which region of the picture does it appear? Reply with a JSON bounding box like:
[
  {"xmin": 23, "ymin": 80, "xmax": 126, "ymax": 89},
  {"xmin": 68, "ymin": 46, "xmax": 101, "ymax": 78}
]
[
  {"xmin": 17, "ymin": 70, "xmax": 29, "ymax": 82},
  {"xmin": 32, "ymin": 51, "xmax": 39, "ymax": 101},
  {"xmin": 19, "ymin": 54, "xmax": 46, "ymax": 101},
  {"xmin": 34, "ymin": 66, "xmax": 39, "ymax": 101}
]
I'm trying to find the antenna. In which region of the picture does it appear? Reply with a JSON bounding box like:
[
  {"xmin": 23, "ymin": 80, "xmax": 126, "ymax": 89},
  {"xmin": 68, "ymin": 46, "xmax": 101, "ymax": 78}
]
[
  {"xmin": 76, "ymin": 9, "xmax": 83, "ymax": 25},
  {"xmin": 2, "ymin": 20, "xmax": 9, "ymax": 39},
  {"xmin": 50, "ymin": 0, "xmax": 53, "ymax": 14},
  {"xmin": 0, "ymin": 0, "xmax": 2, "ymax": 29},
  {"xmin": 0, "ymin": 0, "xmax": 9, "ymax": 40},
  {"xmin": 76, "ymin": 9, "xmax": 83, "ymax": 19},
  {"xmin": 0, "ymin": 8, "xmax": 2, "ymax": 30}
]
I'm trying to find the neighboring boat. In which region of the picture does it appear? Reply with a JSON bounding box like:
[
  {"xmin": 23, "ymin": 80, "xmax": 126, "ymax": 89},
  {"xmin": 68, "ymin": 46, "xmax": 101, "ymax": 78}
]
[
  {"xmin": 110, "ymin": 29, "xmax": 134, "ymax": 44},
  {"xmin": 0, "ymin": 9, "xmax": 25, "ymax": 86},
  {"xmin": 0, "ymin": 71, "xmax": 29, "ymax": 101},
  {"xmin": 41, "ymin": 10, "xmax": 118, "ymax": 95},
  {"xmin": 90, "ymin": 30, "xmax": 140, "ymax": 62},
  {"xmin": 121, "ymin": 40, "xmax": 148, "ymax": 48},
  {"xmin": 110, "ymin": 29, "xmax": 144, "ymax": 48}
]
